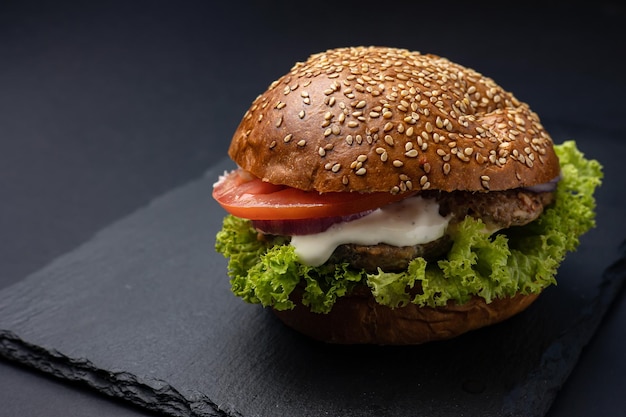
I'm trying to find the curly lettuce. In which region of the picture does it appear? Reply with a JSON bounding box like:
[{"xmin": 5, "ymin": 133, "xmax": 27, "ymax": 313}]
[{"xmin": 215, "ymin": 141, "xmax": 602, "ymax": 313}]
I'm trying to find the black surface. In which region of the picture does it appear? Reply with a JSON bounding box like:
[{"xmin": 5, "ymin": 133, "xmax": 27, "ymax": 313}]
[{"xmin": 1, "ymin": 1, "xmax": 626, "ymax": 417}]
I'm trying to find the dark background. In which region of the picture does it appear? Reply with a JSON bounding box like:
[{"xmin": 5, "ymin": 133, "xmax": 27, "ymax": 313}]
[{"xmin": 1, "ymin": 1, "xmax": 625, "ymax": 416}]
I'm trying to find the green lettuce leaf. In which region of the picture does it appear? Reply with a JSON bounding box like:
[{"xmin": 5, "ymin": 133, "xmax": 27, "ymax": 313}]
[{"xmin": 215, "ymin": 141, "xmax": 602, "ymax": 313}]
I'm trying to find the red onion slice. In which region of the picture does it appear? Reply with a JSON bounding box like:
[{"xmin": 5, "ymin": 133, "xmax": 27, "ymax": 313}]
[
  {"xmin": 522, "ymin": 173, "xmax": 561, "ymax": 193},
  {"xmin": 252, "ymin": 210, "xmax": 373, "ymax": 236}
]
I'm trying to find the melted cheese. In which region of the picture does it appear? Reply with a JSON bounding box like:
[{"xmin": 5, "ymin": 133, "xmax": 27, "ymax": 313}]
[{"xmin": 291, "ymin": 196, "xmax": 451, "ymax": 267}]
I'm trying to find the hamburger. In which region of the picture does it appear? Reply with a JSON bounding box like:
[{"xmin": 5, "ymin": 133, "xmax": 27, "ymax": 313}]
[{"xmin": 213, "ymin": 46, "xmax": 602, "ymax": 344}]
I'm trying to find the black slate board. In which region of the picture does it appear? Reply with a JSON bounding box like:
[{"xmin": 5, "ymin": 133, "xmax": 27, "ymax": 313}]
[{"xmin": 0, "ymin": 130, "xmax": 624, "ymax": 417}]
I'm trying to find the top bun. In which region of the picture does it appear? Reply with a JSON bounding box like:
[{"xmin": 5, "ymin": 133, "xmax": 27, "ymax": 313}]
[{"xmin": 229, "ymin": 46, "xmax": 560, "ymax": 194}]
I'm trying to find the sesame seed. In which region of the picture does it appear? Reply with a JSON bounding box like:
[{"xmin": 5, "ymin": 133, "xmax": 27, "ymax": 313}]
[
  {"xmin": 392, "ymin": 160, "xmax": 404, "ymax": 167},
  {"xmin": 269, "ymin": 140, "xmax": 277, "ymax": 149},
  {"xmin": 405, "ymin": 149, "xmax": 419, "ymax": 158},
  {"xmin": 283, "ymin": 134, "xmax": 293, "ymax": 143},
  {"xmin": 332, "ymin": 163, "xmax": 341, "ymax": 172},
  {"xmin": 298, "ymin": 110, "xmax": 305, "ymax": 119},
  {"xmin": 384, "ymin": 135, "xmax": 395, "ymax": 146},
  {"xmin": 355, "ymin": 100, "xmax": 367, "ymax": 109},
  {"xmin": 297, "ymin": 139, "xmax": 306, "ymax": 147},
  {"xmin": 347, "ymin": 121, "xmax": 359, "ymax": 128},
  {"xmin": 355, "ymin": 167, "xmax": 367, "ymax": 175}
]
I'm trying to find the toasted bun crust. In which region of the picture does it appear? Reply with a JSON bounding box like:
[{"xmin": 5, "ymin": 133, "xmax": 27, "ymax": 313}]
[
  {"xmin": 229, "ymin": 46, "xmax": 560, "ymax": 193},
  {"xmin": 273, "ymin": 287, "xmax": 540, "ymax": 345}
]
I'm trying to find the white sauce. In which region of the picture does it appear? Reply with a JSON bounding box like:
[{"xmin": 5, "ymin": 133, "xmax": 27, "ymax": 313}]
[{"xmin": 291, "ymin": 196, "xmax": 451, "ymax": 267}]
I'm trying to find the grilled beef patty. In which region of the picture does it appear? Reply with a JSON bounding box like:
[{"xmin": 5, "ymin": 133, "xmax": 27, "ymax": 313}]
[{"xmin": 328, "ymin": 190, "xmax": 554, "ymax": 273}]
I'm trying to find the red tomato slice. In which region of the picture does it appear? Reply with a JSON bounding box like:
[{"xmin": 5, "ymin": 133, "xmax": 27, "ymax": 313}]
[{"xmin": 212, "ymin": 169, "xmax": 410, "ymax": 220}]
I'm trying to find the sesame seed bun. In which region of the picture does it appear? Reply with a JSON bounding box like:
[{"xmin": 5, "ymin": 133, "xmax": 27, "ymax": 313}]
[{"xmin": 229, "ymin": 46, "xmax": 560, "ymax": 194}]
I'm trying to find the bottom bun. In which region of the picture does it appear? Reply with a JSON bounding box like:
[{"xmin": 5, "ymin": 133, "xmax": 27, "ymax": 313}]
[{"xmin": 273, "ymin": 286, "xmax": 540, "ymax": 345}]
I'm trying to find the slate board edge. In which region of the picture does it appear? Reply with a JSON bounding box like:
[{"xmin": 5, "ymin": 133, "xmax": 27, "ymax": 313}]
[
  {"xmin": 0, "ymin": 330, "xmax": 242, "ymax": 417},
  {"xmin": 504, "ymin": 241, "xmax": 626, "ymax": 416}
]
